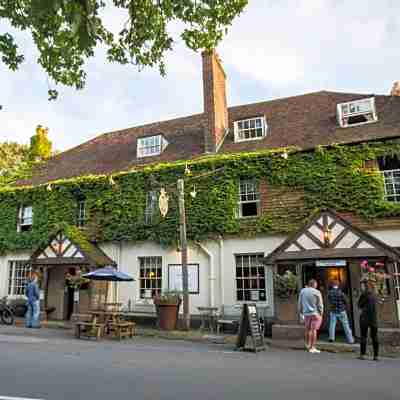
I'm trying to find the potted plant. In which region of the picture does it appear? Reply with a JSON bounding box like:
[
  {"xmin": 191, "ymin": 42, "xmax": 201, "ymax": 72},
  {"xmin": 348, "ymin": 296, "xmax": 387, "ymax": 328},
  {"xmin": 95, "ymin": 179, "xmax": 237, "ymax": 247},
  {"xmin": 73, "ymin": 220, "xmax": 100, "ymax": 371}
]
[
  {"xmin": 274, "ymin": 269, "xmax": 298, "ymax": 323},
  {"xmin": 153, "ymin": 291, "xmax": 182, "ymax": 330}
]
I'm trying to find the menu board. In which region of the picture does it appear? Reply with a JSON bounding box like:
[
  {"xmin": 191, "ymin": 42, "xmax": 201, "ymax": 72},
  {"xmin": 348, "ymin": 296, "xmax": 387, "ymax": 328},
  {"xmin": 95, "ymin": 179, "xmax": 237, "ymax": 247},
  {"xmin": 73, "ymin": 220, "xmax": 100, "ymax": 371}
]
[
  {"xmin": 168, "ymin": 264, "xmax": 199, "ymax": 294},
  {"xmin": 236, "ymin": 303, "xmax": 266, "ymax": 353}
]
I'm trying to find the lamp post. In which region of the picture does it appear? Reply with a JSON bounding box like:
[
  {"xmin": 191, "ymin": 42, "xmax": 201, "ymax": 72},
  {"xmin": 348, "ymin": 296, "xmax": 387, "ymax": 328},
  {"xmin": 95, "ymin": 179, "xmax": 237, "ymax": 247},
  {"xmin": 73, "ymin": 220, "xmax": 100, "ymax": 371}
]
[{"xmin": 177, "ymin": 178, "xmax": 190, "ymax": 330}]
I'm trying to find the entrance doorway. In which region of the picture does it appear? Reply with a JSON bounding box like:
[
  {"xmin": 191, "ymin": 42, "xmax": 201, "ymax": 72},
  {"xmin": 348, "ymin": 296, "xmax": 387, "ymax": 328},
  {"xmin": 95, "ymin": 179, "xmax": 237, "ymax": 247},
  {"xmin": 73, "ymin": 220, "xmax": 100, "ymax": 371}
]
[{"xmin": 302, "ymin": 261, "xmax": 353, "ymax": 337}]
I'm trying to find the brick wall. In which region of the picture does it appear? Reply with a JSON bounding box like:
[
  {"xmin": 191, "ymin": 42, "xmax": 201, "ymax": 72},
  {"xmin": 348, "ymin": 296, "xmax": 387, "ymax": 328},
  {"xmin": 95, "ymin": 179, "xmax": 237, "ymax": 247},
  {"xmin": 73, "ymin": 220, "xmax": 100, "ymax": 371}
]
[{"xmin": 202, "ymin": 50, "xmax": 228, "ymax": 153}]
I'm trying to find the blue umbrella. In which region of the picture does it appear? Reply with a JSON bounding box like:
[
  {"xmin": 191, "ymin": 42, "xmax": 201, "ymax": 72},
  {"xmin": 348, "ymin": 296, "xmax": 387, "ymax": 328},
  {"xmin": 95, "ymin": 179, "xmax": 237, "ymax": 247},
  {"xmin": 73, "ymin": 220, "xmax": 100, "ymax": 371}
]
[
  {"xmin": 83, "ymin": 267, "xmax": 134, "ymax": 308},
  {"xmin": 83, "ymin": 266, "xmax": 134, "ymax": 282}
]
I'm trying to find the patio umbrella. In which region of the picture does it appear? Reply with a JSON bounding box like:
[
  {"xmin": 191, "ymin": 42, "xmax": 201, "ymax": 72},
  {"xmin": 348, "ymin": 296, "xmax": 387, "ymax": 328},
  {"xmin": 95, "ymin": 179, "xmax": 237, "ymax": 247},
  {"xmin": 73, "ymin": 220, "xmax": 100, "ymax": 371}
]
[
  {"xmin": 83, "ymin": 266, "xmax": 135, "ymax": 309},
  {"xmin": 83, "ymin": 266, "xmax": 134, "ymax": 282}
]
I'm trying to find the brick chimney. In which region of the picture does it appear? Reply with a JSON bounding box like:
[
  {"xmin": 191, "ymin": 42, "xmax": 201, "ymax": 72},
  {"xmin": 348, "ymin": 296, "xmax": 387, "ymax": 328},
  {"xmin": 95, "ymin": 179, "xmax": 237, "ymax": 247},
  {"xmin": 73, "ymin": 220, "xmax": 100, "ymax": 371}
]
[
  {"xmin": 390, "ymin": 81, "xmax": 400, "ymax": 96},
  {"xmin": 202, "ymin": 50, "xmax": 228, "ymax": 153}
]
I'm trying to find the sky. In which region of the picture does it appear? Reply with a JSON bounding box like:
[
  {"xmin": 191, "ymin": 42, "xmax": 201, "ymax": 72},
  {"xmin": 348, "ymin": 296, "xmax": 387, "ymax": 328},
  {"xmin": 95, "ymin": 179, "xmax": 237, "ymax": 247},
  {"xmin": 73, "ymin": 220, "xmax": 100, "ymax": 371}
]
[{"xmin": 1, "ymin": 0, "xmax": 400, "ymax": 151}]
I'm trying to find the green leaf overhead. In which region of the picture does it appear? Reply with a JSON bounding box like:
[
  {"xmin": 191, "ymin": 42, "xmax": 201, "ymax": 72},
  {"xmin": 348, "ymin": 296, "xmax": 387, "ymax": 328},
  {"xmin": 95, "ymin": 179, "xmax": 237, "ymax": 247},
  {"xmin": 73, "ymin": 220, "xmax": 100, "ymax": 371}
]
[{"xmin": 0, "ymin": 0, "xmax": 248, "ymax": 99}]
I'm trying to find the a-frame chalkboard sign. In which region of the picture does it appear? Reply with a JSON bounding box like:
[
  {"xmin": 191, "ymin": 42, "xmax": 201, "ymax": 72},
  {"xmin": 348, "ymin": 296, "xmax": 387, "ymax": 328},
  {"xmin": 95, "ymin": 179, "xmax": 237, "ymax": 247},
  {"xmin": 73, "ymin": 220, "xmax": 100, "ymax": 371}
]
[{"xmin": 236, "ymin": 303, "xmax": 266, "ymax": 352}]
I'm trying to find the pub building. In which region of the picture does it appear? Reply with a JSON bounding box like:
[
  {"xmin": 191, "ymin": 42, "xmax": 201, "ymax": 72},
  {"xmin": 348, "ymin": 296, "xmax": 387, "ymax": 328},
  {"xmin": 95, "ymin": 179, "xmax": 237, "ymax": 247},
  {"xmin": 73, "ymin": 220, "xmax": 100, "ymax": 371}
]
[{"xmin": 264, "ymin": 209, "xmax": 400, "ymax": 341}]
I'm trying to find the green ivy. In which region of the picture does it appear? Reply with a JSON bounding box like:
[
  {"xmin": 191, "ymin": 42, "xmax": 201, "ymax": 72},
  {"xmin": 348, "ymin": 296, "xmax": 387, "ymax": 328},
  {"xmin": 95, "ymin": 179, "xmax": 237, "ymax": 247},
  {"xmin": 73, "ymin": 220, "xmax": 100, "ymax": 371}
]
[{"xmin": 1, "ymin": 141, "xmax": 400, "ymax": 255}]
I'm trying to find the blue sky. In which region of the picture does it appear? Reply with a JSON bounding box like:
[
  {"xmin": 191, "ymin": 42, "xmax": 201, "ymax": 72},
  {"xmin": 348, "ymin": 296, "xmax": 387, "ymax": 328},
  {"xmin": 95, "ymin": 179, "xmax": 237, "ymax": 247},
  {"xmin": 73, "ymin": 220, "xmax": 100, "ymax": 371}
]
[{"xmin": 1, "ymin": 0, "xmax": 400, "ymax": 151}]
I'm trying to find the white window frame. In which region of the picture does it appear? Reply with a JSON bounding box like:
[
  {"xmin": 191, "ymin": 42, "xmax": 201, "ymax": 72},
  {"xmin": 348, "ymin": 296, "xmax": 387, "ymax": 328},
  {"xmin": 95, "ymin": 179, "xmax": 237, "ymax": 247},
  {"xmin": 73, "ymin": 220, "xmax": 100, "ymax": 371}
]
[
  {"xmin": 238, "ymin": 178, "xmax": 260, "ymax": 218},
  {"xmin": 144, "ymin": 191, "xmax": 157, "ymax": 225},
  {"xmin": 8, "ymin": 260, "xmax": 31, "ymax": 296},
  {"xmin": 235, "ymin": 254, "xmax": 268, "ymax": 303},
  {"xmin": 138, "ymin": 256, "xmax": 162, "ymax": 299},
  {"xmin": 17, "ymin": 205, "xmax": 33, "ymax": 232},
  {"xmin": 394, "ymin": 262, "xmax": 400, "ymax": 302},
  {"xmin": 234, "ymin": 116, "xmax": 267, "ymax": 142},
  {"xmin": 137, "ymin": 135, "xmax": 168, "ymax": 158},
  {"xmin": 381, "ymin": 169, "xmax": 400, "ymax": 203},
  {"xmin": 76, "ymin": 200, "xmax": 86, "ymax": 227},
  {"xmin": 337, "ymin": 97, "xmax": 378, "ymax": 128}
]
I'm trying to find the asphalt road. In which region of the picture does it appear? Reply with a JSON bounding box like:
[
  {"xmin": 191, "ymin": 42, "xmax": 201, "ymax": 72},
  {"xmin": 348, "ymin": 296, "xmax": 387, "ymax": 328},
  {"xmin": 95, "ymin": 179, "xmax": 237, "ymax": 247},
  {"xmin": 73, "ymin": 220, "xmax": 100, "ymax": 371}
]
[{"xmin": 0, "ymin": 330, "xmax": 398, "ymax": 400}]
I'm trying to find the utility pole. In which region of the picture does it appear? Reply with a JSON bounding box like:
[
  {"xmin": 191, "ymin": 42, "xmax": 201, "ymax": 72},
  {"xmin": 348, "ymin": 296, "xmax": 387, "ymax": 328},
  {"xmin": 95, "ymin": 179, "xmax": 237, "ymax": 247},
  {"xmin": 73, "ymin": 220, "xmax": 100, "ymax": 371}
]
[{"xmin": 177, "ymin": 178, "xmax": 190, "ymax": 330}]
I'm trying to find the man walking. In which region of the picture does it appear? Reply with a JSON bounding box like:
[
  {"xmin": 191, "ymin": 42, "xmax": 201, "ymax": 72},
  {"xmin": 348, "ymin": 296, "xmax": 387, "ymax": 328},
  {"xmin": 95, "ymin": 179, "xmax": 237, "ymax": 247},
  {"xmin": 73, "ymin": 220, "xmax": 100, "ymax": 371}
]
[
  {"xmin": 328, "ymin": 280, "xmax": 354, "ymax": 344},
  {"xmin": 358, "ymin": 279, "xmax": 379, "ymax": 361},
  {"xmin": 25, "ymin": 272, "xmax": 41, "ymax": 328},
  {"xmin": 298, "ymin": 279, "xmax": 324, "ymax": 353}
]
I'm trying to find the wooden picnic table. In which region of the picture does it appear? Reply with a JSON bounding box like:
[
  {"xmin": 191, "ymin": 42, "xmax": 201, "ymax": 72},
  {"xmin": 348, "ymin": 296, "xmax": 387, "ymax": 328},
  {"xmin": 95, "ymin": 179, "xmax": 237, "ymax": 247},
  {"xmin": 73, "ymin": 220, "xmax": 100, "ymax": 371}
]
[{"xmin": 89, "ymin": 310, "xmax": 135, "ymax": 340}]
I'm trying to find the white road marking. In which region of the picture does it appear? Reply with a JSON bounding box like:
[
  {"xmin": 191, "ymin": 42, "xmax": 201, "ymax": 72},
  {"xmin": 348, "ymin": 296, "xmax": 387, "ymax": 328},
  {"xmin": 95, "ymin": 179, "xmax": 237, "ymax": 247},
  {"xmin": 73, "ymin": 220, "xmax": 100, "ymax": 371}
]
[
  {"xmin": 0, "ymin": 335, "xmax": 47, "ymax": 344},
  {"xmin": 0, "ymin": 396, "xmax": 45, "ymax": 400}
]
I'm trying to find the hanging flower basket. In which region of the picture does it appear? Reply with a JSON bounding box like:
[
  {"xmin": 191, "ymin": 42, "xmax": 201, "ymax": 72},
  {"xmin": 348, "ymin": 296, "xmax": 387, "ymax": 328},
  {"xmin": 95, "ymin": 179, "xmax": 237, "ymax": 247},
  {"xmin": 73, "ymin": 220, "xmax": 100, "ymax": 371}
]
[
  {"xmin": 65, "ymin": 267, "xmax": 91, "ymax": 290},
  {"xmin": 360, "ymin": 260, "xmax": 390, "ymax": 297}
]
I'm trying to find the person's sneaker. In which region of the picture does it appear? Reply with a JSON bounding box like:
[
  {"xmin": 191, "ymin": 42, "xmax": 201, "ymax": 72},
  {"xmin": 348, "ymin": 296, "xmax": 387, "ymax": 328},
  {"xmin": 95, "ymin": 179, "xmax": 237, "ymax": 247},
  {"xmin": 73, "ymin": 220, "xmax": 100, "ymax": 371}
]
[
  {"xmin": 329, "ymin": 339, "xmax": 334, "ymax": 343},
  {"xmin": 309, "ymin": 347, "xmax": 321, "ymax": 354},
  {"xmin": 358, "ymin": 355, "xmax": 366, "ymax": 360},
  {"xmin": 373, "ymin": 356, "xmax": 379, "ymax": 362}
]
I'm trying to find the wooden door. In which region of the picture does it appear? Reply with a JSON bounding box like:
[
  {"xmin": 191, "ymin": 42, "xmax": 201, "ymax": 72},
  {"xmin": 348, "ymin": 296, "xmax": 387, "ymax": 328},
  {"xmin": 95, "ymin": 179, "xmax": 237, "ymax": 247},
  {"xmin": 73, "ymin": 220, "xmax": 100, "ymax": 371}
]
[{"xmin": 348, "ymin": 261, "xmax": 361, "ymax": 338}]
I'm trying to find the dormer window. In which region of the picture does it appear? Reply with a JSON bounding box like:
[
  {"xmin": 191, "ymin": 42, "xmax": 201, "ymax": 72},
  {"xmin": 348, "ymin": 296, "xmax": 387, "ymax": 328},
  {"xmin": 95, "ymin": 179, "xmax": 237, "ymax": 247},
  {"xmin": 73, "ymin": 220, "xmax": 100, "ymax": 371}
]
[
  {"xmin": 234, "ymin": 117, "xmax": 267, "ymax": 142},
  {"xmin": 337, "ymin": 97, "xmax": 377, "ymax": 128},
  {"xmin": 137, "ymin": 135, "xmax": 168, "ymax": 158},
  {"xmin": 17, "ymin": 205, "xmax": 33, "ymax": 232}
]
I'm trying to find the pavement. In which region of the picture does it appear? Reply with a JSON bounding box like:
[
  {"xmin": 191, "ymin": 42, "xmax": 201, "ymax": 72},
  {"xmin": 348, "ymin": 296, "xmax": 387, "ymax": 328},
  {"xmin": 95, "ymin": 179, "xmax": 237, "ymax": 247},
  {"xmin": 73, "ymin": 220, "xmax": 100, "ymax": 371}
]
[{"xmin": 0, "ymin": 325, "xmax": 399, "ymax": 400}]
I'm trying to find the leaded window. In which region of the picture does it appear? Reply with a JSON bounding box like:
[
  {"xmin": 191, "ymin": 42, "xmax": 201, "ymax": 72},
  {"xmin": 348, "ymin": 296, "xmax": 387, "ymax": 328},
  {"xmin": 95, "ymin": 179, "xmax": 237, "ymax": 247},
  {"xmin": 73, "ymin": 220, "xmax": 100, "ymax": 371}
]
[
  {"xmin": 234, "ymin": 117, "xmax": 267, "ymax": 142},
  {"xmin": 238, "ymin": 179, "xmax": 260, "ymax": 217},
  {"xmin": 77, "ymin": 200, "xmax": 86, "ymax": 227},
  {"xmin": 17, "ymin": 205, "xmax": 33, "ymax": 232},
  {"xmin": 235, "ymin": 254, "xmax": 266, "ymax": 302},
  {"xmin": 137, "ymin": 135, "xmax": 168, "ymax": 158},
  {"xmin": 8, "ymin": 260, "xmax": 30, "ymax": 296},
  {"xmin": 378, "ymin": 155, "xmax": 400, "ymax": 203},
  {"xmin": 144, "ymin": 191, "xmax": 157, "ymax": 225},
  {"xmin": 139, "ymin": 256, "xmax": 162, "ymax": 298}
]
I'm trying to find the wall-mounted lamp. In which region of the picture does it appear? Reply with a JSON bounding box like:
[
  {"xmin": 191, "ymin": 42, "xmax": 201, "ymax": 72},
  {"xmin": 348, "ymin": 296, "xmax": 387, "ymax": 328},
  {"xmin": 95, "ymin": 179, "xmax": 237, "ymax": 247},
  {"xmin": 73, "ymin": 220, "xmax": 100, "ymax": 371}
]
[{"xmin": 323, "ymin": 227, "xmax": 332, "ymax": 246}]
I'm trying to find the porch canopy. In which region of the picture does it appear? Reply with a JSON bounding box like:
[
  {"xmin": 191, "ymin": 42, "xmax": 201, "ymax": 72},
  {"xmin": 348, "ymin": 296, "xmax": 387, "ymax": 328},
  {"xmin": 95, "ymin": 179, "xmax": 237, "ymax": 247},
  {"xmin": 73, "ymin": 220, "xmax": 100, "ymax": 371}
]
[
  {"xmin": 263, "ymin": 208, "xmax": 400, "ymax": 264},
  {"xmin": 30, "ymin": 226, "xmax": 116, "ymax": 268}
]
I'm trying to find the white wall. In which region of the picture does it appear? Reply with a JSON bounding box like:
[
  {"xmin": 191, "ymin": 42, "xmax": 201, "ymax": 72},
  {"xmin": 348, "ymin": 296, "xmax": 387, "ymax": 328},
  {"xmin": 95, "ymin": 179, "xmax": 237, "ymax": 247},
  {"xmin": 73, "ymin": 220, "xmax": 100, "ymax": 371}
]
[
  {"xmin": 368, "ymin": 229, "xmax": 400, "ymax": 247},
  {"xmin": 7, "ymin": 227, "xmax": 400, "ymax": 318},
  {"xmin": 100, "ymin": 241, "xmax": 210, "ymax": 315},
  {"xmin": 99, "ymin": 234, "xmax": 286, "ymax": 317}
]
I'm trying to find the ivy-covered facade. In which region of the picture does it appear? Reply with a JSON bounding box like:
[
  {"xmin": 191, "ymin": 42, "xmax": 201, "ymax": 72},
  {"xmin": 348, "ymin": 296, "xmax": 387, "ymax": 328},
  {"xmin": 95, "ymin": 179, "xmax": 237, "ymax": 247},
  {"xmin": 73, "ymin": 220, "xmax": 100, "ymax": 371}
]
[{"xmin": 1, "ymin": 51, "xmax": 400, "ymax": 338}]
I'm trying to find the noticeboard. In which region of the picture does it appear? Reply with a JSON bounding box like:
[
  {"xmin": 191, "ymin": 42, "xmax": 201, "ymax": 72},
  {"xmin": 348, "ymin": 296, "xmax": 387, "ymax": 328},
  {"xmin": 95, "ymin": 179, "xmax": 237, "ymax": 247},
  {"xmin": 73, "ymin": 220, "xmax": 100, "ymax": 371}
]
[{"xmin": 236, "ymin": 303, "xmax": 266, "ymax": 353}]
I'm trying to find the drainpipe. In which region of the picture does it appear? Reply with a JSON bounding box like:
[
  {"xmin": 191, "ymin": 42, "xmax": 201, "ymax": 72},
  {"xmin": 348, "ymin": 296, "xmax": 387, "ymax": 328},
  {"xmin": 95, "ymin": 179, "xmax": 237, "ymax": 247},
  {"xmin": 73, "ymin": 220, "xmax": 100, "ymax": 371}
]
[
  {"xmin": 218, "ymin": 236, "xmax": 224, "ymax": 308},
  {"xmin": 195, "ymin": 241, "xmax": 215, "ymax": 308}
]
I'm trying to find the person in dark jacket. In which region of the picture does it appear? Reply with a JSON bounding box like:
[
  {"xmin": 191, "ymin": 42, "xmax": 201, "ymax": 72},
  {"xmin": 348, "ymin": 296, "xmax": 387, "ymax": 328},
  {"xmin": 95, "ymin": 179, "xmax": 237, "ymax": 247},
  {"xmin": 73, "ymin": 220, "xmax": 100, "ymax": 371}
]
[
  {"xmin": 358, "ymin": 279, "xmax": 379, "ymax": 361},
  {"xmin": 328, "ymin": 280, "xmax": 354, "ymax": 344},
  {"xmin": 25, "ymin": 272, "xmax": 41, "ymax": 328}
]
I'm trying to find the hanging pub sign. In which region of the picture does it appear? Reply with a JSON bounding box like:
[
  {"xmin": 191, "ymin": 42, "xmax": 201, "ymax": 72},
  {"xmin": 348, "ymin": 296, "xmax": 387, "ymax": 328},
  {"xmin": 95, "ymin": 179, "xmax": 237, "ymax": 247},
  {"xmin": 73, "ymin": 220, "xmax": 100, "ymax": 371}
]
[
  {"xmin": 236, "ymin": 303, "xmax": 266, "ymax": 353},
  {"xmin": 316, "ymin": 259, "xmax": 346, "ymax": 268}
]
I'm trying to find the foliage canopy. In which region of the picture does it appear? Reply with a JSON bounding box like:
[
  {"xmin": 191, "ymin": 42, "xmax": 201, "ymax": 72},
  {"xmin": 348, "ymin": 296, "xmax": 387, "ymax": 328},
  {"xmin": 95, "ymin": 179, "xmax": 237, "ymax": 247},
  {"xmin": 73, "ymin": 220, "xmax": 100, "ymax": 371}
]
[{"xmin": 0, "ymin": 0, "xmax": 248, "ymax": 99}]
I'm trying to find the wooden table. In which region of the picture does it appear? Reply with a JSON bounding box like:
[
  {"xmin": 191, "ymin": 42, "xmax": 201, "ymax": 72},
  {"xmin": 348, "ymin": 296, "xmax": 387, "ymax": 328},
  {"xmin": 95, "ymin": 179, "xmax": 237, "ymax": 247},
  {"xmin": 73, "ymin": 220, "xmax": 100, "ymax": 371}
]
[
  {"xmin": 197, "ymin": 307, "xmax": 219, "ymax": 333},
  {"xmin": 89, "ymin": 310, "xmax": 135, "ymax": 340}
]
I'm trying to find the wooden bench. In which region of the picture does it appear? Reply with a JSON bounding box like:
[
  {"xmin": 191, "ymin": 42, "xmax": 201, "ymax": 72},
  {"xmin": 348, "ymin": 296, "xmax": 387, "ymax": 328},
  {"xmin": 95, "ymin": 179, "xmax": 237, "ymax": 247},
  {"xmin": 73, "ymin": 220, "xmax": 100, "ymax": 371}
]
[
  {"xmin": 109, "ymin": 321, "xmax": 136, "ymax": 340},
  {"xmin": 216, "ymin": 305, "xmax": 242, "ymax": 334},
  {"xmin": 74, "ymin": 314, "xmax": 105, "ymax": 340}
]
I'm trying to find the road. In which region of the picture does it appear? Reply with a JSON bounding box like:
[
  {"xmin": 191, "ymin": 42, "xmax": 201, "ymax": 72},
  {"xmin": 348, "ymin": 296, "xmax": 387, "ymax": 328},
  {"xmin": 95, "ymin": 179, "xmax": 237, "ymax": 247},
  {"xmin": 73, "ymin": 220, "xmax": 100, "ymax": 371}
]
[{"xmin": 0, "ymin": 329, "xmax": 398, "ymax": 400}]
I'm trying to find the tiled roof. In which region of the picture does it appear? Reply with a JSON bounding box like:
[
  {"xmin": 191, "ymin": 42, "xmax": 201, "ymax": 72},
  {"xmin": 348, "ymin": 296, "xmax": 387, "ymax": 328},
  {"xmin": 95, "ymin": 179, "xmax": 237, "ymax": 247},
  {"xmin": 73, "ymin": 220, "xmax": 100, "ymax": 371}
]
[{"xmin": 19, "ymin": 90, "xmax": 400, "ymax": 186}]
